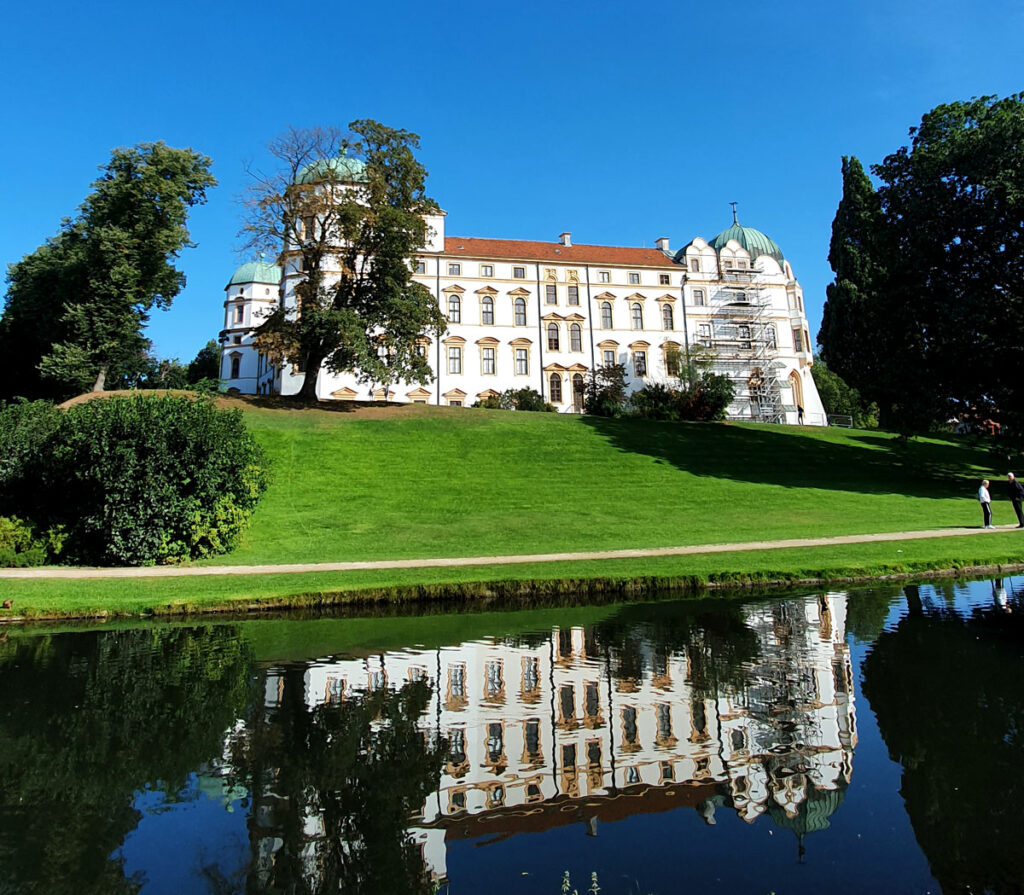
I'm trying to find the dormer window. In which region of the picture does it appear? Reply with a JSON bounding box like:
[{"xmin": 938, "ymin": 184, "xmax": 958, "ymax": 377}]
[{"xmin": 690, "ymin": 259, "xmax": 700, "ymax": 273}]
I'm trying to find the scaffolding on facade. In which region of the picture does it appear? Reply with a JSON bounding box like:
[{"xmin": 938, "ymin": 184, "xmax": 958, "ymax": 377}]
[{"xmin": 705, "ymin": 268, "xmax": 786, "ymax": 423}]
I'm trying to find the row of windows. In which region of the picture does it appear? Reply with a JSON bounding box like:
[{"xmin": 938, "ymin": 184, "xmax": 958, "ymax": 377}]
[
  {"xmin": 446, "ymin": 344, "xmax": 658, "ymax": 381},
  {"xmin": 685, "ymin": 258, "xmax": 750, "ymax": 273},
  {"xmin": 447, "ymin": 296, "xmax": 675, "ymax": 331},
  {"xmin": 416, "ymin": 260, "xmax": 674, "ymax": 287}
]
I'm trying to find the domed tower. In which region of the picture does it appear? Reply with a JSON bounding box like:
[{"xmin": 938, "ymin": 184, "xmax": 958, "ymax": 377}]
[
  {"xmin": 707, "ymin": 218, "xmax": 786, "ymax": 269},
  {"xmin": 675, "ymin": 207, "xmax": 825, "ymax": 425},
  {"xmin": 220, "ymin": 258, "xmax": 282, "ymax": 394}
]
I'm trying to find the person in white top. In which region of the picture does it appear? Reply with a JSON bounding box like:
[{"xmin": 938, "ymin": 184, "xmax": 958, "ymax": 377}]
[{"xmin": 978, "ymin": 479, "xmax": 994, "ymax": 529}]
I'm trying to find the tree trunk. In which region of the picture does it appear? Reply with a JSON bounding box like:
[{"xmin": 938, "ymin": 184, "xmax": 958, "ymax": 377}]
[
  {"xmin": 92, "ymin": 363, "xmax": 108, "ymax": 392},
  {"xmin": 294, "ymin": 355, "xmax": 323, "ymax": 402}
]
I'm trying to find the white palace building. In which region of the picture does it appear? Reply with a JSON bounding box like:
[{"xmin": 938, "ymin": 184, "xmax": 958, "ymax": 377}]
[{"xmin": 219, "ymin": 158, "xmax": 825, "ymax": 424}]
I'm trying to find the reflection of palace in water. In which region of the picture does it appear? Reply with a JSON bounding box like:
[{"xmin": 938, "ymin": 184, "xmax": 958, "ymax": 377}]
[{"xmin": 258, "ymin": 594, "xmax": 857, "ymax": 882}]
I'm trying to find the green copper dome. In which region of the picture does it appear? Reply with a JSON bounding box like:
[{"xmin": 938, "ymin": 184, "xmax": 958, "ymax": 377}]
[
  {"xmin": 709, "ymin": 219, "xmax": 785, "ymax": 266},
  {"xmin": 226, "ymin": 260, "xmax": 282, "ymax": 288},
  {"xmin": 295, "ymin": 153, "xmax": 367, "ymax": 185}
]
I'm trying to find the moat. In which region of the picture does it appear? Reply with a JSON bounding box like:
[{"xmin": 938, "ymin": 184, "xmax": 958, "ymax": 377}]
[{"xmin": 2, "ymin": 576, "xmax": 1022, "ymax": 893}]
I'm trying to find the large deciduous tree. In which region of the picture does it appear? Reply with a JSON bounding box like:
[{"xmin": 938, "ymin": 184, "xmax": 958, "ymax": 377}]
[
  {"xmin": 0, "ymin": 142, "xmax": 215, "ymax": 400},
  {"xmin": 874, "ymin": 94, "xmax": 1024, "ymax": 430},
  {"xmin": 820, "ymin": 95, "xmax": 1024, "ymax": 433},
  {"xmin": 242, "ymin": 121, "xmax": 446, "ymax": 401}
]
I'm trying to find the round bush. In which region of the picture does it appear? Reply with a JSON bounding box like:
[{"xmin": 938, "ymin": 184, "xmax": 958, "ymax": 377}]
[{"xmin": 0, "ymin": 394, "xmax": 270, "ymax": 566}]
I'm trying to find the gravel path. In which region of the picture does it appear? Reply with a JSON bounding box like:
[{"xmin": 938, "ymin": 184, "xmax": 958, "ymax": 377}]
[{"xmin": 0, "ymin": 525, "xmax": 1015, "ymax": 580}]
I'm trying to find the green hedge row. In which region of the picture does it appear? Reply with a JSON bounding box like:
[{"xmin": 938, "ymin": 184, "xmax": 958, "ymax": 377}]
[{"xmin": 0, "ymin": 395, "xmax": 270, "ymax": 566}]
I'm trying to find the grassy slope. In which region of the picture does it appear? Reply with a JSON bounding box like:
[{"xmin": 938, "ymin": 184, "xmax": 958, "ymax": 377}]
[
  {"xmin": 5, "ymin": 400, "xmax": 1024, "ymax": 617},
  {"xmin": 225, "ymin": 402, "xmax": 995, "ymax": 564}
]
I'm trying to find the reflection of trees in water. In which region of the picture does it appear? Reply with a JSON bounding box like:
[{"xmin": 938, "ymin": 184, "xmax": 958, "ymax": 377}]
[
  {"xmin": 587, "ymin": 599, "xmax": 761, "ymax": 698},
  {"xmin": 233, "ymin": 670, "xmax": 446, "ymax": 895},
  {"xmin": 862, "ymin": 585, "xmax": 1024, "ymax": 894},
  {"xmin": 0, "ymin": 626, "xmax": 254, "ymax": 895}
]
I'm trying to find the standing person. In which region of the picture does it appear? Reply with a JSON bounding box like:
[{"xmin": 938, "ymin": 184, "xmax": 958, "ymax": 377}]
[
  {"xmin": 797, "ymin": 405, "xmax": 805, "ymax": 425},
  {"xmin": 978, "ymin": 479, "xmax": 994, "ymax": 529},
  {"xmin": 1008, "ymin": 473, "xmax": 1024, "ymax": 528}
]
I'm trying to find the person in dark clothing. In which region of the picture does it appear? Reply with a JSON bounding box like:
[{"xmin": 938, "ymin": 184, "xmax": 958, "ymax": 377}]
[{"xmin": 1008, "ymin": 473, "xmax": 1024, "ymax": 528}]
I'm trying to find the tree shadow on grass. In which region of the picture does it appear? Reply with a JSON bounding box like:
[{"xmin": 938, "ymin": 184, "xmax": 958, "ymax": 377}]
[{"xmin": 580, "ymin": 417, "xmax": 992, "ymax": 500}]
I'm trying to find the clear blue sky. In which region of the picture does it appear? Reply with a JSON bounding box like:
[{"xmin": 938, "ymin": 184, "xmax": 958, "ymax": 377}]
[{"xmin": 2, "ymin": 0, "xmax": 1020, "ymax": 363}]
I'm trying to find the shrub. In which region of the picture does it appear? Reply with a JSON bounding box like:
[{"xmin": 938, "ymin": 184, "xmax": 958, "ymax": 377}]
[
  {"xmin": 0, "ymin": 401, "xmax": 63, "ymax": 509},
  {"xmin": 584, "ymin": 364, "xmax": 629, "ymax": 418},
  {"xmin": 0, "ymin": 516, "xmax": 47, "ymax": 568},
  {"xmin": 474, "ymin": 389, "xmax": 556, "ymax": 412},
  {"xmin": 628, "ymin": 374, "xmax": 734, "ymax": 423},
  {"xmin": 629, "ymin": 383, "xmax": 681, "ymax": 421},
  {"xmin": 0, "ymin": 394, "xmax": 270, "ymax": 566},
  {"xmin": 679, "ymin": 372, "xmax": 734, "ymax": 422}
]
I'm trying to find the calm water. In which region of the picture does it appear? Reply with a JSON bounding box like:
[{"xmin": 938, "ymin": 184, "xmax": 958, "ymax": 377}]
[{"xmin": 2, "ymin": 578, "xmax": 1023, "ymax": 894}]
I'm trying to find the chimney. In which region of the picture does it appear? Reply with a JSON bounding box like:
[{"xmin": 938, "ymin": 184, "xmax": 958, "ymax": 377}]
[
  {"xmin": 559, "ymin": 232, "xmax": 571, "ymax": 247},
  {"xmin": 655, "ymin": 236, "xmax": 671, "ymax": 253}
]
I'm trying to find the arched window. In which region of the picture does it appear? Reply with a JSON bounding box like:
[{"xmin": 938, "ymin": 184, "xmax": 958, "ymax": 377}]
[
  {"xmin": 549, "ymin": 373, "xmax": 563, "ymax": 403},
  {"xmin": 514, "ymin": 297, "xmax": 527, "ymax": 326},
  {"xmin": 481, "ymin": 296, "xmax": 494, "ymax": 325},
  {"xmin": 448, "ymin": 295, "xmax": 461, "ymax": 323},
  {"xmin": 230, "ymin": 355, "xmax": 241, "ymax": 379},
  {"xmin": 572, "ymin": 373, "xmax": 585, "ymax": 411},
  {"xmin": 601, "ymin": 302, "xmax": 612, "ymax": 328},
  {"xmin": 690, "ymin": 258, "xmax": 700, "ymax": 273},
  {"xmin": 662, "ymin": 304, "xmax": 674, "ymax": 330},
  {"xmin": 570, "ymin": 323, "xmax": 582, "ymax": 352},
  {"xmin": 664, "ymin": 345, "xmax": 681, "ymax": 377},
  {"xmin": 547, "ymin": 323, "xmax": 559, "ymax": 351},
  {"xmin": 631, "ymin": 303, "xmax": 643, "ymax": 330}
]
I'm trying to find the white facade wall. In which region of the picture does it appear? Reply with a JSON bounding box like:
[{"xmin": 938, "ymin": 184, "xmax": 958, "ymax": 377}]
[
  {"xmin": 227, "ymin": 202, "xmax": 826, "ymax": 423},
  {"xmin": 220, "ymin": 278, "xmax": 279, "ymax": 391}
]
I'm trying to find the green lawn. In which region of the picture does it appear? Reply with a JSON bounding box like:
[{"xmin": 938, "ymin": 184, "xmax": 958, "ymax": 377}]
[
  {"xmin": 220, "ymin": 401, "xmax": 1001, "ymax": 565},
  {"xmin": 3, "ymin": 399, "xmax": 1024, "ymax": 618}
]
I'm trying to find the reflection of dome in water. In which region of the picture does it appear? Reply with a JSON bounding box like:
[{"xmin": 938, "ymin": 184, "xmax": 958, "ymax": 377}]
[{"xmin": 767, "ymin": 782, "xmax": 847, "ymax": 857}]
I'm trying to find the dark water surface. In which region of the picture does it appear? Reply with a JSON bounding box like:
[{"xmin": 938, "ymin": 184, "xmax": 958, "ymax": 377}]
[{"xmin": 2, "ymin": 577, "xmax": 1023, "ymax": 894}]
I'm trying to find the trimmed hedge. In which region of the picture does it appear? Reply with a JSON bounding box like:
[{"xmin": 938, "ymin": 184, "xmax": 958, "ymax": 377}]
[{"xmin": 0, "ymin": 395, "xmax": 270, "ymax": 566}]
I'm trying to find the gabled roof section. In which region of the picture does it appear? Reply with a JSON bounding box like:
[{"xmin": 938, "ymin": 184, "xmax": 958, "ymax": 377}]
[{"xmin": 445, "ymin": 237, "xmax": 679, "ymax": 268}]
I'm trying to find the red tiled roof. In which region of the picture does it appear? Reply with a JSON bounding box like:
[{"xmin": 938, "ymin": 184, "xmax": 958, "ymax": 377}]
[{"xmin": 444, "ymin": 236, "xmax": 678, "ymax": 268}]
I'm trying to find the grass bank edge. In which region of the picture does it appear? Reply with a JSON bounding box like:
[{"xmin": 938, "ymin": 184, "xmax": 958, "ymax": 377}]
[{"xmin": 3, "ymin": 533, "xmax": 1023, "ymax": 622}]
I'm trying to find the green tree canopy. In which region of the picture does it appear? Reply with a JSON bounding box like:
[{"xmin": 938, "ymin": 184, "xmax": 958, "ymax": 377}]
[
  {"xmin": 0, "ymin": 142, "xmax": 215, "ymax": 400},
  {"xmin": 820, "ymin": 95, "xmax": 1024, "ymax": 432},
  {"xmin": 810, "ymin": 358, "xmax": 878, "ymax": 428},
  {"xmin": 243, "ymin": 122, "xmax": 446, "ymax": 402}
]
